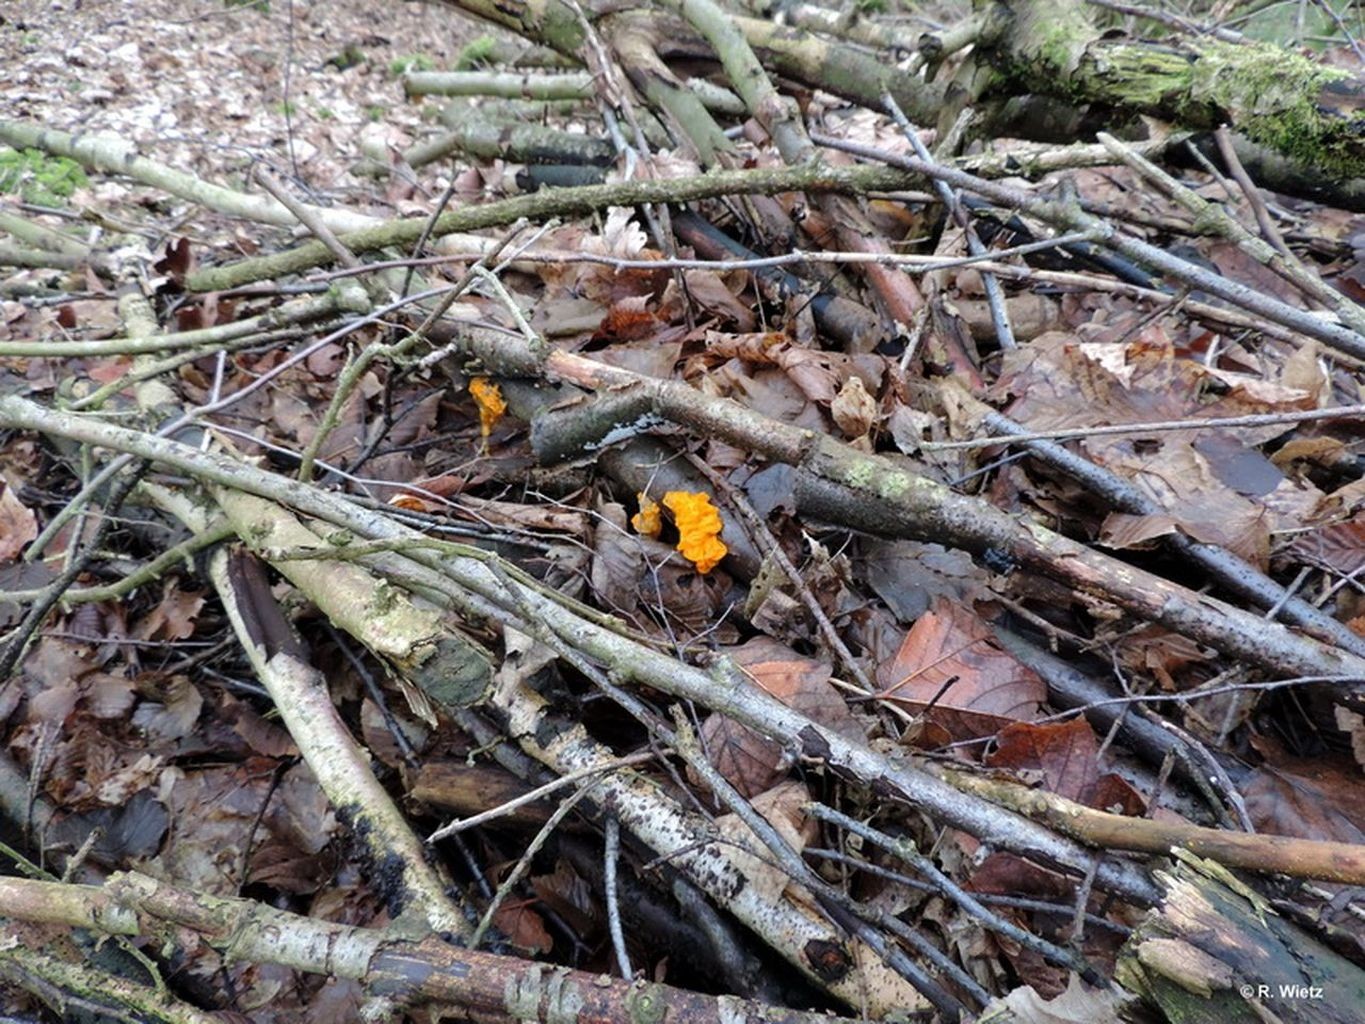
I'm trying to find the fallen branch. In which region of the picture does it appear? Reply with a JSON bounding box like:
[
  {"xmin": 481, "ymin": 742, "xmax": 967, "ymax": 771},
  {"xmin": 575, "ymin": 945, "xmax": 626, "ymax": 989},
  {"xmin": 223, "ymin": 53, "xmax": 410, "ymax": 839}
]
[
  {"xmin": 183, "ymin": 161, "xmax": 917, "ymax": 292},
  {"xmin": 0, "ymin": 872, "xmax": 866, "ymax": 1024},
  {"xmin": 941, "ymin": 768, "xmax": 1365, "ymax": 885}
]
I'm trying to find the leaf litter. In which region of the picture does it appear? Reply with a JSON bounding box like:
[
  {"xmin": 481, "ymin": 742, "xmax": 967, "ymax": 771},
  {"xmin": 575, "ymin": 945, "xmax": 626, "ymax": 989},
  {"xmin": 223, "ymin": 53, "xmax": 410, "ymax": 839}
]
[{"xmin": 2, "ymin": 0, "xmax": 1365, "ymax": 1019}]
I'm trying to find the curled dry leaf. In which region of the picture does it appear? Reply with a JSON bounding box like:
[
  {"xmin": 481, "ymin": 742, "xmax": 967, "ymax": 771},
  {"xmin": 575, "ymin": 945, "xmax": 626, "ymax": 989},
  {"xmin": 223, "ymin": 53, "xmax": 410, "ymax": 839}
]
[{"xmin": 830, "ymin": 375, "xmax": 876, "ymax": 439}]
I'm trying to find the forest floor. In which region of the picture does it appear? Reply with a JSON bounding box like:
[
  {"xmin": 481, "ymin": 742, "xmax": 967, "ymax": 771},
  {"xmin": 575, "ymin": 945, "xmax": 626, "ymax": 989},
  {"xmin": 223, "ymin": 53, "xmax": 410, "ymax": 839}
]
[{"xmin": 3, "ymin": 1, "xmax": 1365, "ymax": 1022}]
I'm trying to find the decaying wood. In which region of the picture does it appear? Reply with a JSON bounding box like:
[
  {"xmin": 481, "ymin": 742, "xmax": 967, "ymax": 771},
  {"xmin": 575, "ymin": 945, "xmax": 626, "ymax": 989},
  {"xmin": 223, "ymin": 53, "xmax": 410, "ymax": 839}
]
[{"xmin": 1117, "ymin": 854, "xmax": 1365, "ymax": 1024}]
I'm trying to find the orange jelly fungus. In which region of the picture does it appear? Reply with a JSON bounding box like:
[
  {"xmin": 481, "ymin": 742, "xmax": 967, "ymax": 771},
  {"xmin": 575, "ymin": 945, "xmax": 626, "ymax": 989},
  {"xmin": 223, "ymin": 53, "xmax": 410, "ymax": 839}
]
[
  {"xmin": 662, "ymin": 491, "xmax": 727, "ymax": 573},
  {"xmin": 469, "ymin": 377, "xmax": 506, "ymax": 439},
  {"xmin": 631, "ymin": 492, "xmax": 662, "ymax": 538}
]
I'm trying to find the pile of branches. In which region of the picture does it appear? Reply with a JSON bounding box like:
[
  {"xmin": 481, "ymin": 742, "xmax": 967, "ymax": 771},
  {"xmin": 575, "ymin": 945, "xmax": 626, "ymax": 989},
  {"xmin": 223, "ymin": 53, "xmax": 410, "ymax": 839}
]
[{"xmin": 3, "ymin": 0, "xmax": 1365, "ymax": 1021}]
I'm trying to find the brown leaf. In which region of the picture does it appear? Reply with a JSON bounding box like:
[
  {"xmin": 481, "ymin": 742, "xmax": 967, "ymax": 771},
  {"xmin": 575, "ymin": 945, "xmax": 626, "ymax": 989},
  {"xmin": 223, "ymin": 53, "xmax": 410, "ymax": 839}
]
[
  {"xmin": 678, "ymin": 269, "xmax": 755, "ymax": 332},
  {"xmin": 1097, "ymin": 512, "xmax": 1180, "ymax": 551},
  {"xmin": 1287, "ymin": 516, "xmax": 1365, "ymax": 576},
  {"xmin": 590, "ymin": 501, "xmax": 646, "ymax": 616},
  {"xmin": 697, "ymin": 639, "xmax": 866, "ymax": 796},
  {"xmin": 875, "ymin": 597, "xmax": 1046, "ymax": 742},
  {"xmin": 221, "ymin": 695, "xmax": 297, "ymax": 758},
  {"xmin": 84, "ymin": 672, "xmax": 137, "ymax": 720},
  {"xmin": 699, "ymin": 714, "xmax": 787, "ymax": 798},
  {"xmin": 830, "ymin": 375, "xmax": 876, "ymax": 439},
  {"xmin": 713, "ymin": 780, "xmax": 815, "ymax": 902},
  {"xmin": 593, "ymin": 295, "xmax": 660, "ymax": 343},
  {"xmin": 492, "ymin": 901, "xmax": 553, "ymax": 955},
  {"xmin": 94, "ymin": 752, "xmax": 165, "ymax": 805},
  {"xmin": 0, "ymin": 481, "xmax": 37, "ymax": 562},
  {"xmin": 861, "ymin": 539, "xmax": 990, "ymax": 622},
  {"xmin": 133, "ymin": 580, "xmax": 204, "ymax": 642},
  {"xmin": 154, "ymin": 237, "xmax": 193, "ymax": 282},
  {"xmin": 531, "ymin": 859, "xmax": 601, "ymax": 938},
  {"xmin": 131, "ymin": 675, "xmax": 204, "ymax": 741},
  {"xmin": 986, "ymin": 719, "xmax": 1145, "ymax": 814},
  {"xmin": 733, "ymin": 637, "xmax": 861, "ymax": 737},
  {"xmin": 1243, "ymin": 762, "xmax": 1365, "ymax": 844}
]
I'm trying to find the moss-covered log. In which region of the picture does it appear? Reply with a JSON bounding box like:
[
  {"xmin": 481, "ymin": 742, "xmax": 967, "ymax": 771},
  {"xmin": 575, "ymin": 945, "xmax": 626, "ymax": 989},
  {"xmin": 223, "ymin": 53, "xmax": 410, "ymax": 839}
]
[{"xmin": 979, "ymin": 0, "xmax": 1365, "ymax": 178}]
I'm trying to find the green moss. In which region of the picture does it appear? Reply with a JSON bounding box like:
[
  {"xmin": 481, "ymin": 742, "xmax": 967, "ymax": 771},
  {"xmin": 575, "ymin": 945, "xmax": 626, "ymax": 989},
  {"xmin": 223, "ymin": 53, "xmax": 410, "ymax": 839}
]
[
  {"xmin": 1073, "ymin": 36, "xmax": 1362, "ymax": 178},
  {"xmin": 1189, "ymin": 40, "xmax": 1359, "ymax": 178},
  {"xmin": 0, "ymin": 148, "xmax": 88, "ymax": 207},
  {"xmin": 995, "ymin": 2, "xmax": 1365, "ymax": 178},
  {"xmin": 455, "ymin": 35, "xmax": 500, "ymax": 70},
  {"xmin": 389, "ymin": 53, "xmax": 435, "ymax": 76}
]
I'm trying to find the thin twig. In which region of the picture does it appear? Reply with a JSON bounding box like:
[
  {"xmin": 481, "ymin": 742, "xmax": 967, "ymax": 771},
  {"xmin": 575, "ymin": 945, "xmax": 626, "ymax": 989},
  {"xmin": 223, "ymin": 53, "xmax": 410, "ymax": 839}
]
[{"xmin": 603, "ymin": 816, "xmax": 633, "ymax": 979}]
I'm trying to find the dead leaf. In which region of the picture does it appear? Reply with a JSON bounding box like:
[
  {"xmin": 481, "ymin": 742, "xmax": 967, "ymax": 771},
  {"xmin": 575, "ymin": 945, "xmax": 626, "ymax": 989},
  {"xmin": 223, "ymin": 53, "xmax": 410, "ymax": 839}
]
[
  {"xmin": 131, "ymin": 675, "xmax": 204, "ymax": 742},
  {"xmin": 986, "ymin": 719, "xmax": 1145, "ymax": 814},
  {"xmin": 712, "ymin": 780, "xmax": 815, "ymax": 902},
  {"xmin": 678, "ymin": 269, "xmax": 756, "ymax": 331},
  {"xmin": 875, "ymin": 597, "xmax": 1046, "ymax": 742},
  {"xmin": 990, "ymin": 974, "xmax": 1125, "ymax": 1023},
  {"xmin": 0, "ymin": 482, "xmax": 37, "ymax": 562},
  {"xmin": 699, "ymin": 714, "xmax": 788, "ymax": 798},
  {"xmin": 1242, "ymin": 762, "xmax": 1365, "ymax": 844},
  {"xmin": 492, "ymin": 900, "xmax": 553, "ymax": 955},
  {"xmin": 133, "ymin": 580, "xmax": 204, "ymax": 642},
  {"xmin": 830, "ymin": 375, "xmax": 876, "ymax": 439}
]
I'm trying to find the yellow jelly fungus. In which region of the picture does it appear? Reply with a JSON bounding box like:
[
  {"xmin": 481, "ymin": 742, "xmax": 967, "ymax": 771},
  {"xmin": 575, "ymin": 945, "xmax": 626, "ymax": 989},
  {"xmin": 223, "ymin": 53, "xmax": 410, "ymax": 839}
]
[
  {"xmin": 663, "ymin": 491, "xmax": 728, "ymax": 573},
  {"xmin": 631, "ymin": 492, "xmax": 662, "ymax": 538},
  {"xmin": 469, "ymin": 377, "xmax": 506, "ymax": 439}
]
